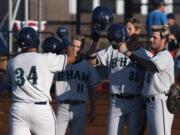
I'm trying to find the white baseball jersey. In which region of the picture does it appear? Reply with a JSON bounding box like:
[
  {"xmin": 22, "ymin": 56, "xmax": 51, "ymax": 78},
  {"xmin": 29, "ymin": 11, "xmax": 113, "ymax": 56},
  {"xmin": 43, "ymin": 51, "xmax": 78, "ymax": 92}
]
[
  {"xmin": 4, "ymin": 52, "xmax": 67, "ymax": 102},
  {"xmin": 97, "ymin": 46, "xmax": 152, "ymax": 95},
  {"xmin": 55, "ymin": 59, "xmax": 100, "ymax": 102},
  {"xmin": 142, "ymin": 50, "xmax": 175, "ymax": 135},
  {"xmin": 142, "ymin": 49, "xmax": 174, "ymax": 96}
]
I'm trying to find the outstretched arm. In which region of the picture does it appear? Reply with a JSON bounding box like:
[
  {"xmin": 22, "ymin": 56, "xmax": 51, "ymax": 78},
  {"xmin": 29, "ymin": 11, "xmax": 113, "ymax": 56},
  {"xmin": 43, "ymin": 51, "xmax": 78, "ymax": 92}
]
[
  {"xmin": 56, "ymin": 27, "xmax": 76, "ymax": 64},
  {"xmin": 118, "ymin": 43, "xmax": 159, "ymax": 72},
  {"xmin": 87, "ymin": 25, "xmax": 102, "ymax": 65}
]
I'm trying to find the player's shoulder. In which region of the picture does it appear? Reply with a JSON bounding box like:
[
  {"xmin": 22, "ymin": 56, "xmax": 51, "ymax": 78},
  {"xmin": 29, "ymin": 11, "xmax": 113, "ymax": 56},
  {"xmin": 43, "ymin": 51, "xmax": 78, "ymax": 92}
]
[
  {"xmin": 42, "ymin": 52, "xmax": 66, "ymax": 60},
  {"xmin": 48, "ymin": 52, "xmax": 66, "ymax": 57},
  {"xmin": 10, "ymin": 52, "xmax": 37, "ymax": 61},
  {"xmin": 155, "ymin": 49, "xmax": 174, "ymax": 62},
  {"xmin": 81, "ymin": 59, "xmax": 96, "ymax": 69},
  {"xmin": 99, "ymin": 45, "xmax": 113, "ymax": 53},
  {"xmin": 82, "ymin": 59, "xmax": 89, "ymax": 63},
  {"xmin": 158, "ymin": 49, "xmax": 172, "ymax": 56},
  {"xmin": 142, "ymin": 47, "xmax": 153, "ymax": 57},
  {"xmin": 133, "ymin": 47, "xmax": 153, "ymax": 58},
  {"xmin": 80, "ymin": 59, "xmax": 91, "ymax": 66}
]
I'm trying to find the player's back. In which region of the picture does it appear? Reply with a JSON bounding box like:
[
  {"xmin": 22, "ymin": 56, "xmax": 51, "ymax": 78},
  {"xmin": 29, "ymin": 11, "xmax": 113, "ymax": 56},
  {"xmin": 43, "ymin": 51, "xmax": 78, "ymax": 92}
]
[{"xmin": 6, "ymin": 52, "xmax": 66, "ymax": 102}]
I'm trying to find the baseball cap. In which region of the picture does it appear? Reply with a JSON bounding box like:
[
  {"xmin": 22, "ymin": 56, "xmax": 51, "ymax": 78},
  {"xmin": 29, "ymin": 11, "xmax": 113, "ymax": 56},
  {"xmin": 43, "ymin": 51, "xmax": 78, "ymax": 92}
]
[{"xmin": 167, "ymin": 13, "xmax": 176, "ymax": 19}]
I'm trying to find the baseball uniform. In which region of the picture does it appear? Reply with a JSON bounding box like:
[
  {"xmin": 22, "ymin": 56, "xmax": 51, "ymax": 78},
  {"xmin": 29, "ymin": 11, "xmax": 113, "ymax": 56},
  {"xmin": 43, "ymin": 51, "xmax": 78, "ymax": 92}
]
[
  {"xmin": 55, "ymin": 59, "xmax": 100, "ymax": 135},
  {"xmin": 4, "ymin": 52, "xmax": 67, "ymax": 135},
  {"xmin": 143, "ymin": 49, "xmax": 174, "ymax": 135},
  {"xmin": 96, "ymin": 46, "xmax": 151, "ymax": 135}
]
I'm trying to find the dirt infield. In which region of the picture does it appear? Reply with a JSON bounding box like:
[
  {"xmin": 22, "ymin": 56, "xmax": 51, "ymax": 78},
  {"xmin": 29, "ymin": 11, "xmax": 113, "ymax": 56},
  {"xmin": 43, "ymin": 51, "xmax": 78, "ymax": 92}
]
[{"xmin": 0, "ymin": 92, "xmax": 180, "ymax": 135}]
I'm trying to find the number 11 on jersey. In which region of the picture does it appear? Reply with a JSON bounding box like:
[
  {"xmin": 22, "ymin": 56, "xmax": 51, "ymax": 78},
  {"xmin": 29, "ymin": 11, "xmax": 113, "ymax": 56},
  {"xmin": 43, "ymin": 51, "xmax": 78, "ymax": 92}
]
[{"xmin": 77, "ymin": 83, "xmax": 84, "ymax": 93}]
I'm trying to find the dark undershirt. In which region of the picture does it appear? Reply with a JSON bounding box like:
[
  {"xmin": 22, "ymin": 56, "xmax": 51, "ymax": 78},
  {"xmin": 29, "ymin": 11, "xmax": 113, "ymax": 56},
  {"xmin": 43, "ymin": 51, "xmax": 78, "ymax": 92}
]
[
  {"xmin": 128, "ymin": 48, "xmax": 166, "ymax": 72},
  {"xmin": 129, "ymin": 53, "xmax": 159, "ymax": 72}
]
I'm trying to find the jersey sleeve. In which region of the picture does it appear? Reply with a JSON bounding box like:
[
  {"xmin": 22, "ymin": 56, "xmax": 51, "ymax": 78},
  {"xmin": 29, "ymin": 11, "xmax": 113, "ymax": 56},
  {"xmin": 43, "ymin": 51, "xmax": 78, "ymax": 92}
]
[
  {"xmin": 97, "ymin": 46, "xmax": 112, "ymax": 66},
  {"xmin": 151, "ymin": 51, "xmax": 172, "ymax": 71},
  {"xmin": 133, "ymin": 47, "xmax": 153, "ymax": 60},
  {"xmin": 47, "ymin": 53, "xmax": 67, "ymax": 73}
]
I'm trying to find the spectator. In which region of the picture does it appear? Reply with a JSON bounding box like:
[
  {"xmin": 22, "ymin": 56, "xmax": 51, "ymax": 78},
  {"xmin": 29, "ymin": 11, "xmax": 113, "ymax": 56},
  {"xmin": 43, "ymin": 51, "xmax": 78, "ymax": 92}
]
[
  {"xmin": 167, "ymin": 13, "xmax": 180, "ymax": 58},
  {"xmin": 146, "ymin": 0, "xmax": 167, "ymax": 38}
]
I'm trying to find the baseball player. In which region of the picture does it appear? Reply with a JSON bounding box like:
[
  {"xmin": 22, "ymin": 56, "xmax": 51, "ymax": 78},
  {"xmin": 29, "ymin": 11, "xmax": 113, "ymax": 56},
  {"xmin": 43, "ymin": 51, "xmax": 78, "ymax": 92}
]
[
  {"xmin": 2, "ymin": 27, "xmax": 77, "ymax": 135},
  {"xmin": 43, "ymin": 32, "xmax": 101, "ymax": 135},
  {"xmin": 119, "ymin": 25, "xmax": 174, "ymax": 135},
  {"xmin": 125, "ymin": 18, "xmax": 149, "ymax": 135},
  {"xmin": 88, "ymin": 22, "xmax": 152, "ymax": 135}
]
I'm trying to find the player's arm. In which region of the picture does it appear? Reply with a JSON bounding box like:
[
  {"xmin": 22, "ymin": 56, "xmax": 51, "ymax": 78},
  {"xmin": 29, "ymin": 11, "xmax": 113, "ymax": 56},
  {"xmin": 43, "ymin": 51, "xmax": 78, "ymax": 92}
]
[
  {"xmin": 88, "ymin": 5, "xmax": 113, "ymax": 65},
  {"xmin": 56, "ymin": 27, "xmax": 76, "ymax": 64},
  {"xmin": 87, "ymin": 42, "xmax": 99, "ymax": 65},
  {"xmin": 66, "ymin": 46, "xmax": 76, "ymax": 64},
  {"xmin": 129, "ymin": 53, "xmax": 158, "ymax": 72},
  {"xmin": 88, "ymin": 86, "xmax": 96, "ymax": 123},
  {"xmin": 87, "ymin": 25, "xmax": 102, "ymax": 65},
  {"xmin": 119, "ymin": 43, "xmax": 159, "ymax": 72}
]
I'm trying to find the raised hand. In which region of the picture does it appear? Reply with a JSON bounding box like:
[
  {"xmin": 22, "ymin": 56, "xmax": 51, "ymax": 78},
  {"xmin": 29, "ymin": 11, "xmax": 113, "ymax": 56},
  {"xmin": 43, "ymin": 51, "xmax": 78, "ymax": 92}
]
[{"xmin": 56, "ymin": 27, "xmax": 70, "ymax": 47}]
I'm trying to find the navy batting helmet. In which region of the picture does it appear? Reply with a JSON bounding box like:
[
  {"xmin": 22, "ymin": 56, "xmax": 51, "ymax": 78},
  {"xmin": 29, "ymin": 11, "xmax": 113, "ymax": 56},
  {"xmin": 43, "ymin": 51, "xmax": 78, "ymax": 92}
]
[
  {"xmin": 107, "ymin": 23, "xmax": 129, "ymax": 49},
  {"xmin": 42, "ymin": 36, "xmax": 64, "ymax": 55},
  {"xmin": 18, "ymin": 27, "xmax": 40, "ymax": 50},
  {"xmin": 92, "ymin": 6, "xmax": 113, "ymax": 30}
]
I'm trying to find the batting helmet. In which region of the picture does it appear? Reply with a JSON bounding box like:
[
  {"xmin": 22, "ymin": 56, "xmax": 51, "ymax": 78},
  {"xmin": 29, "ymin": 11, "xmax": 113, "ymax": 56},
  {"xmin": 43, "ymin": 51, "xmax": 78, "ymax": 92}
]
[
  {"xmin": 56, "ymin": 27, "xmax": 70, "ymax": 46},
  {"xmin": 92, "ymin": 6, "xmax": 113, "ymax": 30},
  {"xmin": 107, "ymin": 23, "xmax": 129, "ymax": 49},
  {"xmin": 18, "ymin": 27, "xmax": 40, "ymax": 50},
  {"xmin": 42, "ymin": 36, "xmax": 64, "ymax": 55}
]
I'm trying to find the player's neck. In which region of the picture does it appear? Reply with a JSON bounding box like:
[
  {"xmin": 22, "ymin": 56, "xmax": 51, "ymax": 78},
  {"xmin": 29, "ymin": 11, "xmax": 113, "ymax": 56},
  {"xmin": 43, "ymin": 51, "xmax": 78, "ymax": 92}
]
[{"xmin": 26, "ymin": 48, "xmax": 38, "ymax": 53}]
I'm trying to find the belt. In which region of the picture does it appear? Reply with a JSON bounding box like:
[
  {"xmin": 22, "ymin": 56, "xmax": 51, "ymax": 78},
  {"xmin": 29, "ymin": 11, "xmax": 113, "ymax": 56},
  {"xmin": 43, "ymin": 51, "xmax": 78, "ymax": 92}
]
[
  {"xmin": 112, "ymin": 93, "xmax": 140, "ymax": 100},
  {"xmin": 13, "ymin": 101, "xmax": 48, "ymax": 105},
  {"xmin": 59, "ymin": 100, "xmax": 85, "ymax": 105},
  {"xmin": 34, "ymin": 101, "xmax": 48, "ymax": 105},
  {"xmin": 144, "ymin": 96, "xmax": 155, "ymax": 102},
  {"xmin": 144, "ymin": 93, "xmax": 168, "ymax": 103}
]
